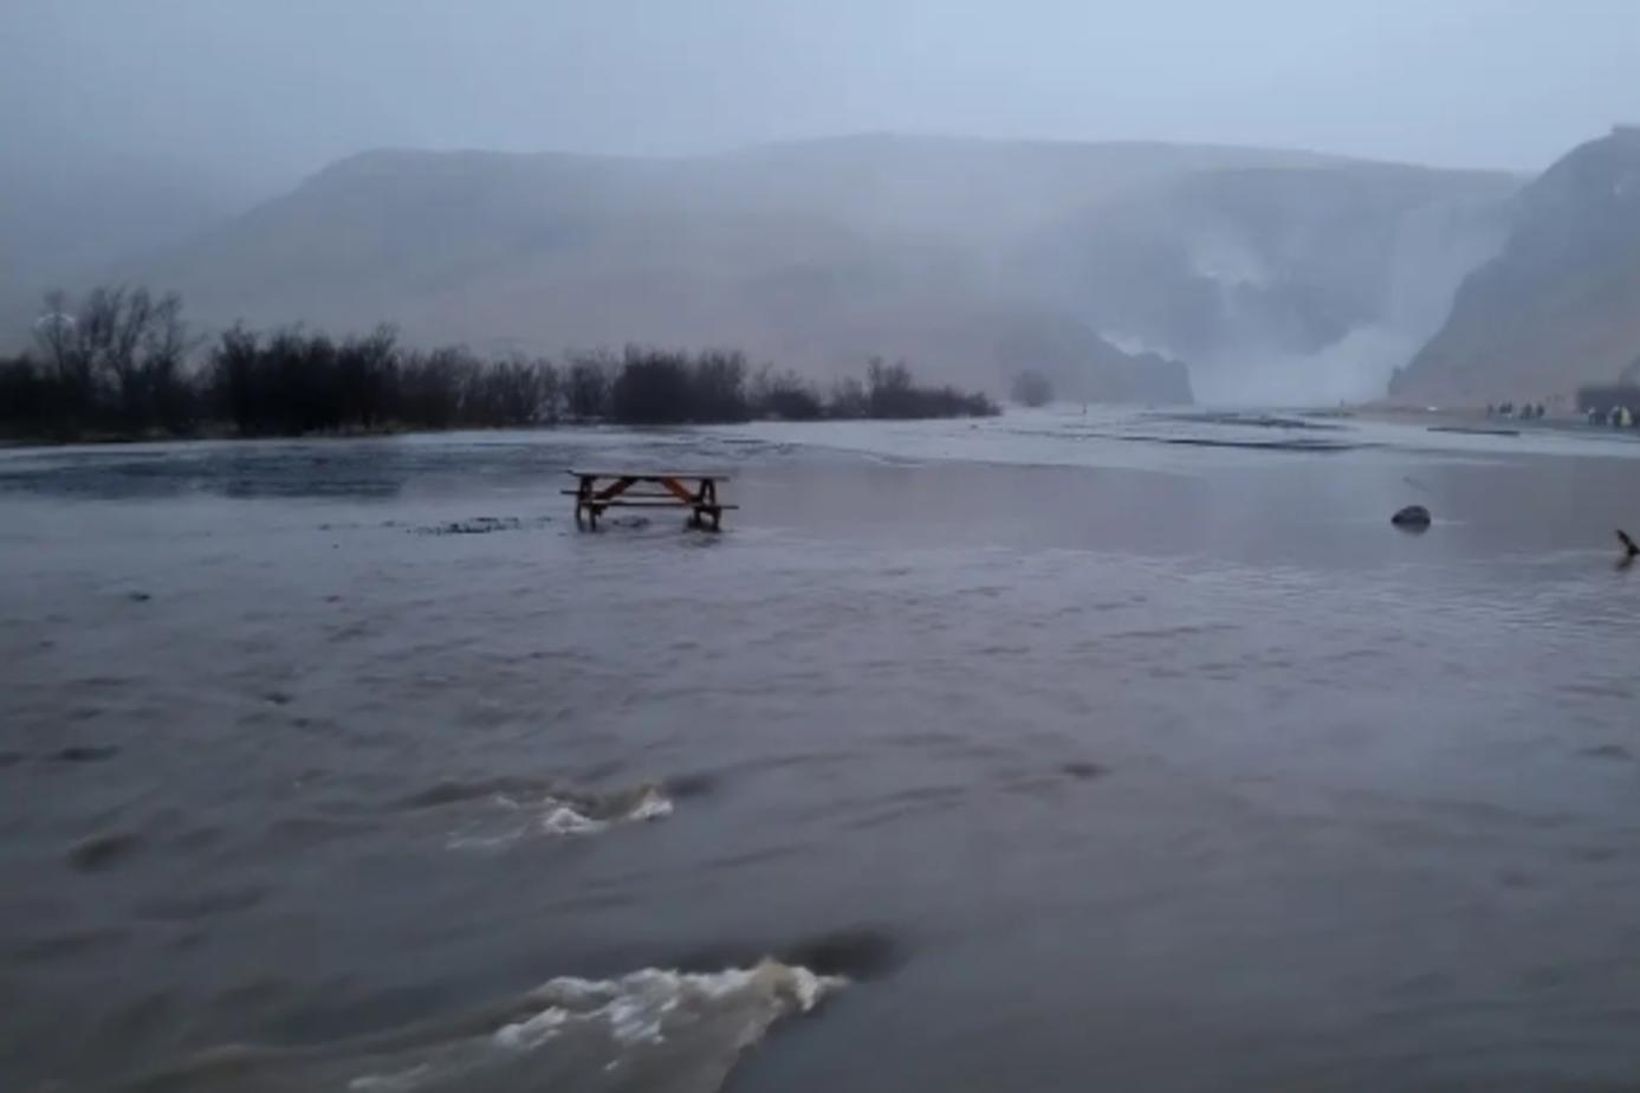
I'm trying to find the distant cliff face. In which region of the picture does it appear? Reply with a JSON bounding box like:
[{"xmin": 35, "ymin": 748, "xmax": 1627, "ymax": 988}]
[
  {"xmin": 1393, "ymin": 127, "xmax": 1640, "ymax": 403},
  {"xmin": 108, "ymin": 135, "xmax": 1516, "ymax": 405}
]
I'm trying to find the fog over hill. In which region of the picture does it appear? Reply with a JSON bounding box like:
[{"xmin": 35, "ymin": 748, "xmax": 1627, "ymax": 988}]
[
  {"xmin": 91, "ymin": 134, "xmax": 1517, "ymax": 406},
  {"xmin": 0, "ymin": 151, "xmax": 254, "ymax": 338}
]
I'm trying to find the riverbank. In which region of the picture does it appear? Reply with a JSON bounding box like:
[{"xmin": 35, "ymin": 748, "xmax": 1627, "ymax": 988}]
[{"xmin": 1357, "ymin": 403, "xmax": 1640, "ymax": 445}]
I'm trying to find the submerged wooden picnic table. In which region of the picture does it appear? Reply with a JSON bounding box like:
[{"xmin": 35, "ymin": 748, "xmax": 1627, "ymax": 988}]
[{"xmin": 563, "ymin": 470, "xmax": 737, "ymax": 530}]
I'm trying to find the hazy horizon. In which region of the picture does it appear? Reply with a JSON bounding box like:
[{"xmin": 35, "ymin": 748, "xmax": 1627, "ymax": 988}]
[
  {"xmin": 4, "ymin": 0, "xmax": 1638, "ymax": 407},
  {"xmin": 5, "ymin": 0, "xmax": 1639, "ymax": 195}
]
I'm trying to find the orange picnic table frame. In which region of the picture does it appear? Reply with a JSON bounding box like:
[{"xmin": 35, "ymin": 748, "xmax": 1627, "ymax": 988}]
[{"xmin": 563, "ymin": 470, "xmax": 736, "ymax": 530}]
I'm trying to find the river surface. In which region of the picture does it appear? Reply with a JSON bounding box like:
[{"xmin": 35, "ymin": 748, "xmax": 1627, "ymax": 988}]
[{"xmin": 4, "ymin": 408, "xmax": 1640, "ymax": 1092}]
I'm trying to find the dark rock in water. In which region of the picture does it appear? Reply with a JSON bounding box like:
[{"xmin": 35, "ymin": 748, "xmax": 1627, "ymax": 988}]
[
  {"xmin": 126, "ymin": 591, "xmax": 152, "ymax": 603},
  {"xmin": 68, "ymin": 832, "xmax": 144, "ymax": 872},
  {"xmin": 665, "ymin": 772, "xmax": 719, "ymax": 799},
  {"xmin": 778, "ymin": 926, "xmax": 905, "ymax": 980},
  {"xmin": 52, "ymin": 744, "xmax": 119, "ymax": 763},
  {"xmin": 1059, "ymin": 761, "xmax": 1109, "ymax": 781},
  {"xmin": 666, "ymin": 924, "xmax": 904, "ymax": 983},
  {"xmin": 1391, "ymin": 505, "xmax": 1432, "ymax": 529}
]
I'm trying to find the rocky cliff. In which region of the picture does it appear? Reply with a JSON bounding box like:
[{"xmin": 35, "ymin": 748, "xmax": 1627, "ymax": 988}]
[{"xmin": 1393, "ymin": 127, "xmax": 1640, "ymax": 403}]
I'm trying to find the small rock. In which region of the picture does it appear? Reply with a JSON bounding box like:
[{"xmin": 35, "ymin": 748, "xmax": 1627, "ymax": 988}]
[
  {"xmin": 778, "ymin": 926, "xmax": 905, "ymax": 980},
  {"xmin": 1391, "ymin": 504, "xmax": 1432, "ymax": 529},
  {"xmin": 1059, "ymin": 761, "xmax": 1109, "ymax": 781},
  {"xmin": 665, "ymin": 772, "xmax": 718, "ymax": 799},
  {"xmin": 126, "ymin": 591, "xmax": 152, "ymax": 603}
]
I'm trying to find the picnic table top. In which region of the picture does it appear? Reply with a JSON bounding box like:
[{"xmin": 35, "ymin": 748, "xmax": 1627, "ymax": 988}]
[{"xmin": 566, "ymin": 469, "xmax": 731, "ymax": 481}]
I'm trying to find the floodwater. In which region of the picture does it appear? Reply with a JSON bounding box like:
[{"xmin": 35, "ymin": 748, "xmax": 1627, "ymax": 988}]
[{"xmin": 3, "ymin": 408, "xmax": 1640, "ymax": 1092}]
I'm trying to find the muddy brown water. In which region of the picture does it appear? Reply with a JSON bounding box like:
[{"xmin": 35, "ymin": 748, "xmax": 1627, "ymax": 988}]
[{"xmin": 4, "ymin": 412, "xmax": 1640, "ymax": 1091}]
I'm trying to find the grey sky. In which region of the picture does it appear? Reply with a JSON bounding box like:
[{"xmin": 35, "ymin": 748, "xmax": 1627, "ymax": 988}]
[{"xmin": 5, "ymin": 0, "xmax": 1638, "ymax": 190}]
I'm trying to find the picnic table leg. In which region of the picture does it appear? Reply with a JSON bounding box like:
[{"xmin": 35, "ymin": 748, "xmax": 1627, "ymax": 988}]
[
  {"xmin": 658, "ymin": 476, "xmax": 703, "ymax": 529},
  {"xmin": 586, "ymin": 476, "xmax": 639, "ymax": 530},
  {"xmin": 575, "ymin": 475, "xmax": 602, "ymax": 530},
  {"xmin": 705, "ymin": 480, "xmax": 722, "ymax": 530}
]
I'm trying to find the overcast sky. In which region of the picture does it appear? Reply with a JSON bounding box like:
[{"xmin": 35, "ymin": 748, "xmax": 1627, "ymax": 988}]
[{"xmin": 5, "ymin": 0, "xmax": 1638, "ymax": 190}]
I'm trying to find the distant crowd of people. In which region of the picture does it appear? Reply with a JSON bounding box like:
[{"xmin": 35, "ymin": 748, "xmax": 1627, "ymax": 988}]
[
  {"xmin": 1488, "ymin": 399, "xmax": 1638, "ymax": 428},
  {"xmin": 1486, "ymin": 401, "xmax": 1547, "ymax": 420},
  {"xmin": 1591, "ymin": 404, "xmax": 1636, "ymax": 428}
]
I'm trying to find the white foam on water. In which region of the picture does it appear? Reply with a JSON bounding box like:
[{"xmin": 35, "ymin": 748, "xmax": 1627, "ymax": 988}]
[
  {"xmin": 445, "ymin": 784, "xmax": 674, "ymax": 850},
  {"xmin": 622, "ymin": 786, "xmax": 675, "ymax": 823},
  {"xmin": 532, "ymin": 784, "xmax": 673, "ymax": 838},
  {"xmin": 538, "ymin": 803, "xmax": 609, "ymax": 836},
  {"xmin": 200, "ymin": 961, "xmax": 844, "ymax": 1093},
  {"xmin": 495, "ymin": 960, "xmax": 842, "ymax": 1051},
  {"xmin": 492, "ymin": 1006, "xmax": 569, "ymax": 1051}
]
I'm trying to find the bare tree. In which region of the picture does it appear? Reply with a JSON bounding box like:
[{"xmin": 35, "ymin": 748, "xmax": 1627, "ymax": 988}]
[
  {"xmin": 35, "ymin": 289, "xmax": 90, "ymax": 399},
  {"xmin": 1010, "ymin": 370, "xmax": 1054, "ymax": 407},
  {"xmin": 33, "ymin": 285, "xmax": 194, "ymax": 433}
]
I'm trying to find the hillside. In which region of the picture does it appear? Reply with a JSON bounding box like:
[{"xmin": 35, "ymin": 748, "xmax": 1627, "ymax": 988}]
[
  {"xmin": 1393, "ymin": 127, "xmax": 1640, "ymax": 404},
  {"xmin": 118, "ymin": 135, "xmax": 1520, "ymax": 405}
]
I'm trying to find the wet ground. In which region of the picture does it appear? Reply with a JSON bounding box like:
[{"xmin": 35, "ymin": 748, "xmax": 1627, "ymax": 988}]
[{"xmin": 3, "ymin": 408, "xmax": 1640, "ymax": 1091}]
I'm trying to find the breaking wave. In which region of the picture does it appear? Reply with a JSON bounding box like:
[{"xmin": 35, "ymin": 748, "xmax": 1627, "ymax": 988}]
[{"xmin": 137, "ymin": 960, "xmax": 842, "ymax": 1093}]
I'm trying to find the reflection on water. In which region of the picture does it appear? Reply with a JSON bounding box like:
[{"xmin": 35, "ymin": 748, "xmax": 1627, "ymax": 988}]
[
  {"xmin": 3, "ymin": 412, "xmax": 1640, "ymax": 1091},
  {"xmin": 0, "ymin": 440, "xmax": 555, "ymax": 500},
  {"xmin": 0, "ymin": 430, "xmax": 807, "ymax": 502}
]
